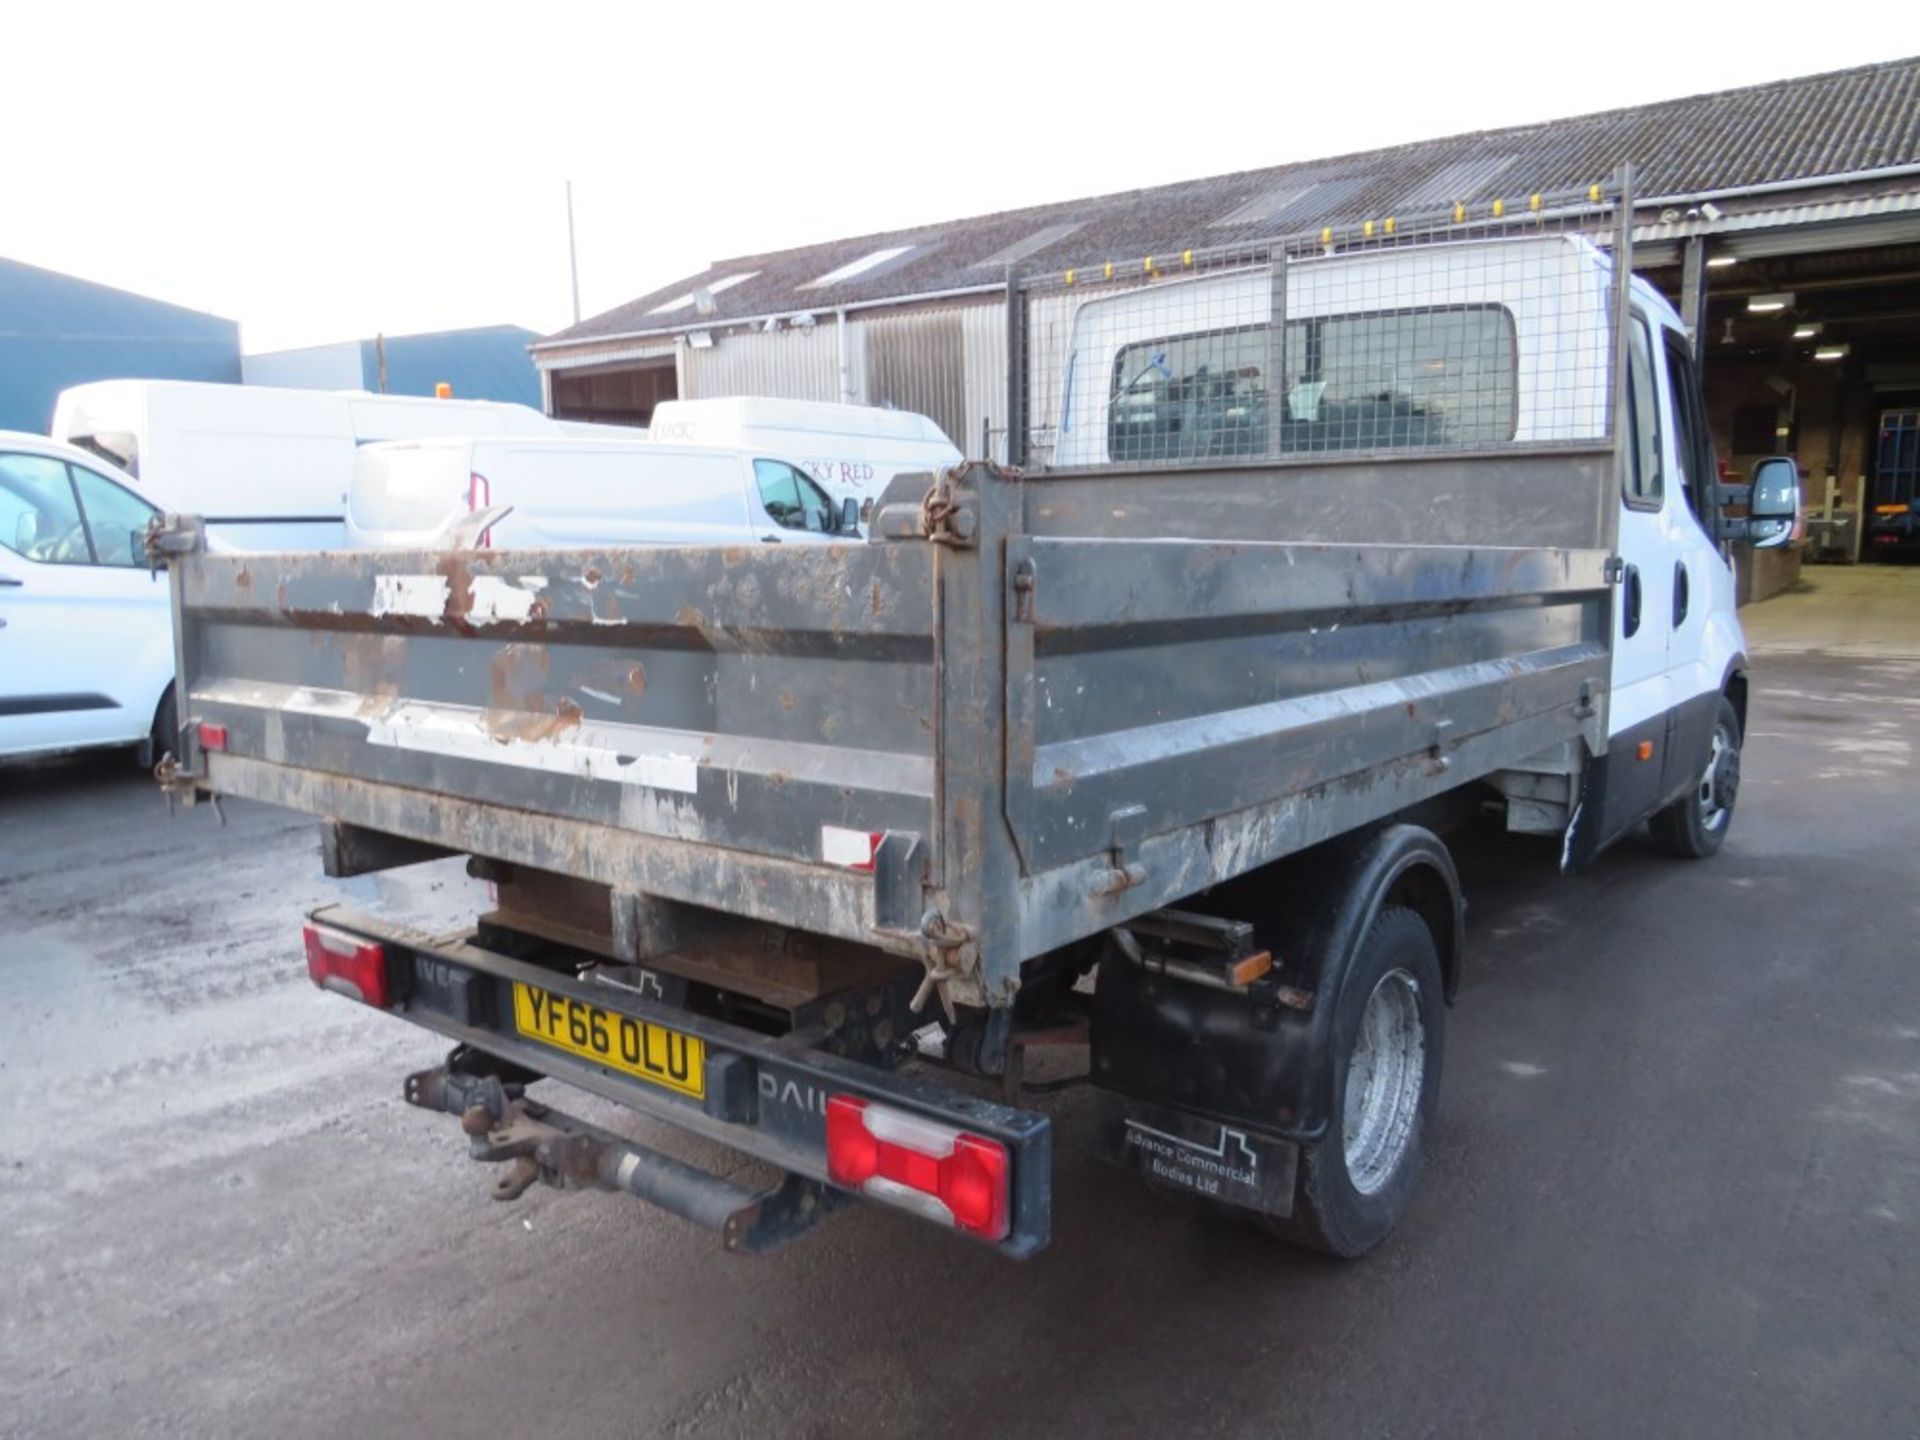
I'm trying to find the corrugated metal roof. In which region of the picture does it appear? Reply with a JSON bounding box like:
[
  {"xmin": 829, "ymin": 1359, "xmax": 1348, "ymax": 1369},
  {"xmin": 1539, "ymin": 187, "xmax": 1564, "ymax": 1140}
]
[
  {"xmin": 542, "ymin": 56, "xmax": 1920, "ymax": 352},
  {"xmin": 0, "ymin": 256, "xmax": 240, "ymax": 430}
]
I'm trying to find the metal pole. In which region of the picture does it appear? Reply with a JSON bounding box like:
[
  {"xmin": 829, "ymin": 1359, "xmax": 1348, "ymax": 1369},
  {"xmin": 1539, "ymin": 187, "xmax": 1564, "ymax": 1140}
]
[
  {"xmin": 1607, "ymin": 164, "xmax": 1637, "ymax": 528},
  {"xmin": 1004, "ymin": 270, "xmax": 1027, "ymax": 469},
  {"xmin": 836, "ymin": 309, "xmax": 853, "ymax": 404},
  {"xmin": 566, "ymin": 181, "xmax": 582, "ymax": 326},
  {"xmin": 1679, "ymin": 234, "xmax": 1707, "ymax": 368},
  {"xmin": 1267, "ymin": 250, "xmax": 1288, "ymax": 458},
  {"xmin": 375, "ymin": 333, "xmax": 387, "ymax": 394}
]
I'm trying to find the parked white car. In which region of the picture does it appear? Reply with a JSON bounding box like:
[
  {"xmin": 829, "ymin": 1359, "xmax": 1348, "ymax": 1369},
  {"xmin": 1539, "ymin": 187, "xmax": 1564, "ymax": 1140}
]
[
  {"xmin": 643, "ymin": 397, "xmax": 961, "ymax": 506},
  {"xmin": 345, "ymin": 436, "xmax": 861, "ymax": 550},
  {"xmin": 0, "ymin": 432, "xmax": 176, "ymax": 763},
  {"xmin": 51, "ymin": 379, "xmax": 576, "ymax": 551}
]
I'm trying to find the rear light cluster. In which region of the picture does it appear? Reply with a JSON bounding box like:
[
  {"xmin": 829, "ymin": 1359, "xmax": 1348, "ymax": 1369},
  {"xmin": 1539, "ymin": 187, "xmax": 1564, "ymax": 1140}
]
[
  {"xmin": 197, "ymin": 722, "xmax": 228, "ymax": 752},
  {"xmin": 825, "ymin": 1095, "xmax": 1010, "ymax": 1241},
  {"xmin": 303, "ymin": 923, "xmax": 395, "ymax": 1008},
  {"xmin": 467, "ymin": 472, "xmax": 494, "ymax": 547}
]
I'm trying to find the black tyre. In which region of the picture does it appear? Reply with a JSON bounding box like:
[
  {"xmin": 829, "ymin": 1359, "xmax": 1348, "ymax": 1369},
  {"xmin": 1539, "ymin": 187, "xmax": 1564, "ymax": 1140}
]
[
  {"xmin": 1647, "ymin": 695, "xmax": 1742, "ymax": 859},
  {"xmin": 1268, "ymin": 906, "xmax": 1444, "ymax": 1258},
  {"xmin": 148, "ymin": 684, "xmax": 177, "ymax": 769}
]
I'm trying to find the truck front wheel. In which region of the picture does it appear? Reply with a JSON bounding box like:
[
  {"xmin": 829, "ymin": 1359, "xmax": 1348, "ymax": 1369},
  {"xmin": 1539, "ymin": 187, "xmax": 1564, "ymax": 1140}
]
[
  {"xmin": 1269, "ymin": 906, "xmax": 1444, "ymax": 1257},
  {"xmin": 1647, "ymin": 694, "xmax": 1742, "ymax": 859}
]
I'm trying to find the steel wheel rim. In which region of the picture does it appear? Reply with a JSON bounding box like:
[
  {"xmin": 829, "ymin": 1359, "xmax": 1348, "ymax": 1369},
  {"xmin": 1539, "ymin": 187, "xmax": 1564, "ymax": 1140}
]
[
  {"xmin": 1342, "ymin": 968, "xmax": 1425, "ymax": 1195},
  {"xmin": 1699, "ymin": 724, "xmax": 1734, "ymax": 832}
]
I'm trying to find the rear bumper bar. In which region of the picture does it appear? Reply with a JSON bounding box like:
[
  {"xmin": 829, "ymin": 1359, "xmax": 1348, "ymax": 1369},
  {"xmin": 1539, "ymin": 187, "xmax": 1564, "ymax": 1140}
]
[{"xmin": 314, "ymin": 905, "xmax": 1052, "ymax": 1257}]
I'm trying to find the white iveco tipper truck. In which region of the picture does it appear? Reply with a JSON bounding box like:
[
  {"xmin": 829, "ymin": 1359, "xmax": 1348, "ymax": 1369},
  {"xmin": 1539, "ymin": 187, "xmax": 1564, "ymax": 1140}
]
[{"xmin": 150, "ymin": 186, "xmax": 1797, "ymax": 1259}]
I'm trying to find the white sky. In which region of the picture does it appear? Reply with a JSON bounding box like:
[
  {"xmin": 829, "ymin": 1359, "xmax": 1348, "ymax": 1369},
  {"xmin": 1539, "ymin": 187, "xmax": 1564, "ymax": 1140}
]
[{"xmin": 1, "ymin": 2, "xmax": 1902, "ymax": 352}]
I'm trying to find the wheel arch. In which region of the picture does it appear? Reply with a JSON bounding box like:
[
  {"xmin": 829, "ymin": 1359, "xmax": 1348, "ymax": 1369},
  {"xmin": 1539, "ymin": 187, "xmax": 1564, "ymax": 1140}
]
[
  {"xmin": 1324, "ymin": 824, "xmax": 1464, "ymax": 1006},
  {"xmin": 1722, "ymin": 657, "xmax": 1749, "ymax": 739}
]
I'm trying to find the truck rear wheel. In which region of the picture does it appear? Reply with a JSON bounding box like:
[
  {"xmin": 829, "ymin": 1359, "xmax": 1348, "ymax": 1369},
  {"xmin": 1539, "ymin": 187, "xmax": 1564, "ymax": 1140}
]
[
  {"xmin": 1268, "ymin": 906, "xmax": 1443, "ymax": 1257},
  {"xmin": 1647, "ymin": 695, "xmax": 1742, "ymax": 859}
]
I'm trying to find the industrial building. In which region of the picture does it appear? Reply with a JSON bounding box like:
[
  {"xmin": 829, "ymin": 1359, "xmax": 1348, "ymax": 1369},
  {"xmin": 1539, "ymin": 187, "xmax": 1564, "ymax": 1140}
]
[
  {"xmin": 1, "ymin": 254, "xmax": 545, "ymax": 431},
  {"xmin": 0, "ymin": 256, "xmax": 240, "ymax": 432},
  {"xmin": 242, "ymin": 324, "xmax": 543, "ymax": 407},
  {"xmin": 534, "ymin": 57, "xmax": 1920, "ymax": 578}
]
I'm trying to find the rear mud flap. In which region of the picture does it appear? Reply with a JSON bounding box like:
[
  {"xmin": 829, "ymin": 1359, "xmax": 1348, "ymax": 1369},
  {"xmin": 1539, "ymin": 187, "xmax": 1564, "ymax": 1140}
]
[{"xmin": 1094, "ymin": 1092, "xmax": 1298, "ymax": 1218}]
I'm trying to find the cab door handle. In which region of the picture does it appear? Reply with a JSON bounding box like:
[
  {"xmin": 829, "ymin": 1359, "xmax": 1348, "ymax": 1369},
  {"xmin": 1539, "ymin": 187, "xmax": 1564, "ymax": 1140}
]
[
  {"xmin": 0, "ymin": 576, "xmax": 21, "ymax": 587},
  {"xmin": 1622, "ymin": 563, "xmax": 1642, "ymax": 638},
  {"xmin": 1672, "ymin": 561, "xmax": 1690, "ymax": 628}
]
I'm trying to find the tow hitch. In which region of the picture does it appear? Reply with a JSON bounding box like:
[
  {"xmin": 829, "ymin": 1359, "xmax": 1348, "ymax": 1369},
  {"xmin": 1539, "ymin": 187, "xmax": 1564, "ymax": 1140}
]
[{"xmin": 405, "ymin": 1054, "xmax": 846, "ymax": 1255}]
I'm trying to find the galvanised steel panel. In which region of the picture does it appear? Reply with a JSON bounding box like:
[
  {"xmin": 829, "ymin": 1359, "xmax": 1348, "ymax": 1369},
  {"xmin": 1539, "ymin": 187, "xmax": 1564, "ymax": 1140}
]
[
  {"xmin": 177, "ymin": 542, "xmax": 938, "ymax": 878},
  {"xmin": 1005, "ymin": 537, "xmax": 1608, "ymax": 872}
]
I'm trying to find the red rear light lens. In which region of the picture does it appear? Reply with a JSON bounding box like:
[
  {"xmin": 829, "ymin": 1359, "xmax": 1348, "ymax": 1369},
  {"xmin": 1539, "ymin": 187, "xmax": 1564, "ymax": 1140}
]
[
  {"xmin": 302, "ymin": 923, "xmax": 394, "ymax": 1008},
  {"xmin": 197, "ymin": 722, "xmax": 228, "ymax": 752},
  {"xmin": 825, "ymin": 1095, "xmax": 1010, "ymax": 1241}
]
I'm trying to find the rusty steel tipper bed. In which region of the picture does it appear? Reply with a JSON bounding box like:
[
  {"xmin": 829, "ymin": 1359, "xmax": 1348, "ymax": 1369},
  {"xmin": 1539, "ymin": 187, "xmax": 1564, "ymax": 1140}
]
[{"xmin": 155, "ymin": 445, "xmax": 1617, "ymax": 1011}]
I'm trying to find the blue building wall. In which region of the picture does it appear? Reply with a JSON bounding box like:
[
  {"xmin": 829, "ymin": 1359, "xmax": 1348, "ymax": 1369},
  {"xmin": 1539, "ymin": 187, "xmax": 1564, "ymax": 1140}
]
[
  {"xmin": 358, "ymin": 326, "xmax": 541, "ymax": 407},
  {"xmin": 0, "ymin": 257, "xmax": 241, "ymax": 432}
]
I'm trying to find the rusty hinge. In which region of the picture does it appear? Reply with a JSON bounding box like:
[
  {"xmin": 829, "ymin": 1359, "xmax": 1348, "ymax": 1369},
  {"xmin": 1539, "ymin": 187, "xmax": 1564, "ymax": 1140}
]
[
  {"xmin": 1010, "ymin": 556, "xmax": 1037, "ymax": 622},
  {"xmin": 1090, "ymin": 804, "xmax": 1149, "ymax": 897}
]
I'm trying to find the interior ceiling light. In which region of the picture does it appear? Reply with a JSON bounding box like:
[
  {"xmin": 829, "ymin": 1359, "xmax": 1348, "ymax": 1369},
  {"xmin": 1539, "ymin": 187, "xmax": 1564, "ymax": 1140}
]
[
  {"xmin": 1792, "ymin": 323, "xmax": 1822, "ymax": 340},
  {"xmin": 1706, "ymin": 255, "xmax": 1738, "ymax": 269},
  {"xmin": 1746, "ymin": 292, "xmax": 1794, "ymax": 314}
]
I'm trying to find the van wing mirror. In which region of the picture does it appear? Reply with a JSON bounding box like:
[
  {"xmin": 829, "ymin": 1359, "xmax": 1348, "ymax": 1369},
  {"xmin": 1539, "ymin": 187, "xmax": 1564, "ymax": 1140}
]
[
  {"xmin": 839, "ymin": 496, "xmax": 862, "ymax": 535},
  {"xmin": 1740, "ymin": 456, "xmax": 1801, "ymax": 549}
]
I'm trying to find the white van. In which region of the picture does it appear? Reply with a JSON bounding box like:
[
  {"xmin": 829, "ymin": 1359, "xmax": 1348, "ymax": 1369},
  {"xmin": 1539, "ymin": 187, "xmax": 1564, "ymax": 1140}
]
[
  {"xmin": 345, "ymin": 436, "xmax": 861, "ymax": 551},
  {"xmin": 0, "ymin": 431, "xmax": 180, "ymax": 763},
  {"xmin": 643, "ymin": 398, "xmax": 961, "ymax": 505},
  {"xmin": 50, "ymin": 380, "xmax": 571, "ymax": 551}
]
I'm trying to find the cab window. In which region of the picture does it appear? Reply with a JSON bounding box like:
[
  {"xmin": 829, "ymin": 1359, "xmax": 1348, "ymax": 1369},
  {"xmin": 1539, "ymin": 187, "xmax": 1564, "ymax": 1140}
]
[
  {"xmin": 0, "ymin": 454, "xmax": 91, "ymax": 564},
  {"xmin": 1108, "ymin": 305, "xmax": 1518, "ymax": 462},
  {"xmin": 1661, "ymin": 330, "xmax": 1719, "ymax": 535},
  {"xmin": 1624, "ymin": 318, "xmax": 1662, "ymax": 509},
  {"xmin": 754, "ymin": 459, "xmax": 836, "ymax": 532},
  {"xmin": 0, "ymin": 453, "xmax": 158, "ymax": 566},
  {"xmin": 71, "ymin": 465, "xmax": 159, "ymax": 567}
]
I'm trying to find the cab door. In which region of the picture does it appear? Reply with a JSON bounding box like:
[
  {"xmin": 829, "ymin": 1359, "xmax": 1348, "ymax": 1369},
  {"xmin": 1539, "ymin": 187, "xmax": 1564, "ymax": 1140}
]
[
  {"xmin": 1650, "ymin": 319, "xmax": 1740, "ymax": 796},
  {"xmin": 1603, "ymin": 310, "xmax": 1679, "ymax": 828},
  {"xmin": 751, "ymin": 459, "xmax": 845, "ymax": 545},
  {"xmin": 0, "ymin": 453, "xmax": 169, "ymax": 758}
]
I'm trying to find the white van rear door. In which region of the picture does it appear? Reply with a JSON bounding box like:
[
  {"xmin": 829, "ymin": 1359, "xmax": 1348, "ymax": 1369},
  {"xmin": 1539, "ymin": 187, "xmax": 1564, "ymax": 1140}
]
[
  {"xmin": 497, "ymin": 449, "xmax": 753, "ymax": 548},
  {"xmin": 347, "ymin": 442, "xmax": 474, "ymax": 547}
]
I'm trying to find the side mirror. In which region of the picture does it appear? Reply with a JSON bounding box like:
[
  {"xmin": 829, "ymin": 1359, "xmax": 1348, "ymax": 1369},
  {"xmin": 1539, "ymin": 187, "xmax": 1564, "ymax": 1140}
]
[
  {"xmin": 839, "ymin": 496, "xmax": 862, "ymax": 535},
  {"xmin": 1745, "ymin": 456, "xmax": 1800, "ymax": 550}
]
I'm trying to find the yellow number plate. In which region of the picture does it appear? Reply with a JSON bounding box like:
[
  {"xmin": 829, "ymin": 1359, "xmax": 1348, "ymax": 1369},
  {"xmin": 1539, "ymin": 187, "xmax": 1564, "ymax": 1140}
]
[{"xmin": 512, "ymin": 982, "xmax": 705, "ymax": 1100}]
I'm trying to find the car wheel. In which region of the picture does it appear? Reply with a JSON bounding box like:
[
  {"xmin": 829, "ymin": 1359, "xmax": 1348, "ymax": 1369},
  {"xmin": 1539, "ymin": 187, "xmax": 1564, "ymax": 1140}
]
[{"xmin": 148, "ymin": 684, "xmax": 177, "ymax": 770}]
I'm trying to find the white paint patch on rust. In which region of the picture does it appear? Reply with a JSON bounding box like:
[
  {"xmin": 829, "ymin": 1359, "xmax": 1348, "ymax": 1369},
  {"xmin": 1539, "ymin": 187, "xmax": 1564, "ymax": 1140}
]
[
  {"xmin": 371, "ymin": 574, "xmax": 450, "ymax": 620},
  {"xmin": 467, "ymin": 575, "xmax": 546, "ymax": 624},
  {"xmin": 369, "ymin": 573, "xmax": 549, "ymax": 624},
  {"xmin": 363, "ymin": 702, "xmax": 699, "ymax": 794}
]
